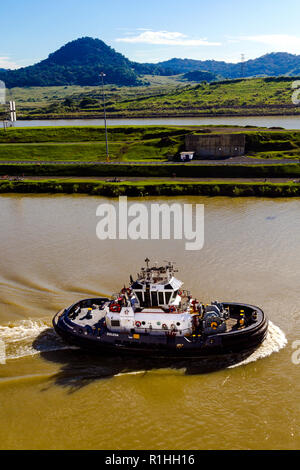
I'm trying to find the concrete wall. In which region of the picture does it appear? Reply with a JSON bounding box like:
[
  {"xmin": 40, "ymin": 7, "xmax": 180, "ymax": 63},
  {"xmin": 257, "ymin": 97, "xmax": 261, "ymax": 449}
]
[{"xmin": 185, "ymin": 133, "xmax": 245, "ymax": 159}]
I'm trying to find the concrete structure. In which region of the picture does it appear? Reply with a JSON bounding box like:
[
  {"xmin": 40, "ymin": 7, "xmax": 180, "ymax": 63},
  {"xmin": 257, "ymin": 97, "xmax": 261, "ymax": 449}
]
[{"xmin": 185, "ymin": 133, "xmax": 245, "ymax": 159}]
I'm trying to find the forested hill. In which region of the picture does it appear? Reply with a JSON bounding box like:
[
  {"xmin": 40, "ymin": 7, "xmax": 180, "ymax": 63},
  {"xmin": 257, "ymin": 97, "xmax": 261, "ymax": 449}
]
[
  {"xmin": 0, "ymin": 37, "xmax": 141, "ymax": 87},
  {"xmin": 157, "ymin": 53, "xmax": 300, "ymax": 79},
  {"xmin": 1, "ymin": 37, "xmax": 300, "ymax": 88}
]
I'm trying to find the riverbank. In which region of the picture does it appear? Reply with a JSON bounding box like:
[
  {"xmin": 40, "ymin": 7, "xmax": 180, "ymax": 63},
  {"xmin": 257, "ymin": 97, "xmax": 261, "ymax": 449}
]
[
  {"xmin": 1, "ymin": 125, "xmax": 300, "ymax": 163},
  {"xmin": 1, "ymin": 162, "xmax": 300, "ymax": 178},
  {"xmin": 9, "ymin": 77, "xmax": 300, "ymax": 121},
  {"xmin": 1, "ymin": 178, "xmax": 300, "ymax": 197}
]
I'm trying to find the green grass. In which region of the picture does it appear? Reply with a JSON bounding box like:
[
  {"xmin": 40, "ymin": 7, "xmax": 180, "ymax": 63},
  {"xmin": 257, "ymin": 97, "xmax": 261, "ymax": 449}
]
[
  {"xmin": 1, "ymin": 75, "xmax": 190, "ymax": 119},
  {"xmin": 1, "ymin": 126, "xmax": 300, "ymax": 163},
  {"xmin": 0, "ymin": 140, "xmax": 178, "ymax": 162},
  {"xmin": 1, "ymin": 178, "xmax": 300, "ymax": 197},
  {"xmin": 0, "ymin": 125, "xmax": 190, "ymax": 143},
  {"xmin": 1, "ymin": 162, "xmax": 300, "ymax": 179},
  {"xmin": 0, "ymin": 142, "xmax": 125, "ymax": 161},
  {"xmin": 110, "ymin": 77, "xmax": 300, "ymax": 117},
  {"xmin": 2, "ymin": 76, "xmax": 300, "ymax": 119},
  {"xmin": 0, "ymin": 126, "xmax": 190, "ymax": 161}
]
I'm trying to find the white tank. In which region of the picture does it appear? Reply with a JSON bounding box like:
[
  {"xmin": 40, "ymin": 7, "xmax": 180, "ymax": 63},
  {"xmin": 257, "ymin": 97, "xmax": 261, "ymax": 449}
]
[
  {"xmin": 134, "ymin": 311, "xmax": 193, "ymax": 336},
  {"xmin": 106, "ymin": 307, "xmax": 193, "ymax": 336}
]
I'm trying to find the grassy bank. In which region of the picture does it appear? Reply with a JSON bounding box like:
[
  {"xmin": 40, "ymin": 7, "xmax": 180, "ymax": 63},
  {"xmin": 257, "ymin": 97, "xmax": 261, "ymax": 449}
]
[
  {"xmin": 0, "ymin": 125, "xmax": 191, "ymax": 143},
  {"xmin": 109, "ymin": 78, "xmax": 300, "ymax": 118},
  {"xmin": 1, "ymin": 126, "xmax": 300, "ymax": 163},
  {"xmin": 1, "ymin": 178, "xmax": 300, "ymax": 197},
  {"xmin": 0, "ymin": 126, "xmax": 192, "ymax": 162},
  {"xmin": 7, "ymin": 77, "xmax": 300, "ymax": 119},
  {"xmin": 1, "ymin": 162, "xmax": 300, "ymax": 178}
]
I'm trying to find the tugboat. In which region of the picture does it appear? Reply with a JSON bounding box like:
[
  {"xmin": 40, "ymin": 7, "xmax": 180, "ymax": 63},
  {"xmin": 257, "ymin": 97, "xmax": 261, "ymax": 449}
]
[{"xmin": 53, "ymin": 259, "xmax": 268, "ymax": 359}]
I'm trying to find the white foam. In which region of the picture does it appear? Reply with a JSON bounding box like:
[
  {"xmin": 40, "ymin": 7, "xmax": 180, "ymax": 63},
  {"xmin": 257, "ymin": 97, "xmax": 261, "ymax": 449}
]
[
  {"xmin": 0, "ymin": 318, "xmax": 75, "ymax": 361},
  {"xmin": 114, "ymin": 371, "xmax": 146, "ymax": 377},
  {"xmin": 229, "ymin": 320, "xmax": 288, "ymax": 368},
  {"xmin": 0, "ymin": 319, "xmax": 50, "ymax": 343},
  {"xmin": 0, "ymin": 339, "xmax": 6, "ymax": 364}
]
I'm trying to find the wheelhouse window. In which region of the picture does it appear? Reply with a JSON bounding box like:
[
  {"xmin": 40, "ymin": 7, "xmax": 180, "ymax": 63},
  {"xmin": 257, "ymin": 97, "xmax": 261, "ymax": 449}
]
[
  {"xmin": 136, "ymin": 291, "xmax": 144, "ymax": 305},
  {"xmin": 165, "ymin": 292, "xmax": 172, "ymax": 304},
  {"xmin": 172, "ymin": 290, "xmax": 178, "ymax": 300},
  {"xmin": 158, "ymin": 292, "xmax": 164, "ymax": 305},
  {"xmin": 151, "ymin": 291, "xmax": 158, "ymax": 307}
]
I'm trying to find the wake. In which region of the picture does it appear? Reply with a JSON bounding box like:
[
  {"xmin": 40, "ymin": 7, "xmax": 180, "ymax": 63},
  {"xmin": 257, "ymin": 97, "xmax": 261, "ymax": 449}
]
[
  {"xmin": 229, "ymin": 320, "xmax": 287, "ymax": 368},
  {"xmin": 0, "ymin": 319, "xmax": 75, "ymax": 361}
]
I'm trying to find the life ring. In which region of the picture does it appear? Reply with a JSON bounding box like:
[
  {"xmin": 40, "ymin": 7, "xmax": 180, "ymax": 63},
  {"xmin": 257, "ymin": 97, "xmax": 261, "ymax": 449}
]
[
  {"xmin": 110, "ymin": 303, "xmax": 121, "ymax": 313},
  {"xmin": 178, "ymin": 290, "xmax": 183, "ymax": 296},
  {"xmin": 169, "ymin": 306, "xmax": 176, "ymax": 313},
  {"xmin": 135, "ymin": 321, "xmax": 142, "ymax": 328},
  {"xmin": 211, "ymin": 321, "xmax": 218, "ymax": 330}
]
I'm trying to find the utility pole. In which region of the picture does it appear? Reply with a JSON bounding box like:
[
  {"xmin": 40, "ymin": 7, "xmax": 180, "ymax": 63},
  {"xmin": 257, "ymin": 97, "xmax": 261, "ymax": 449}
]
[
  {"xmin": 241, "ymin": 54, "xmax": 246, "ymax": 78},
  {"xmin": 100, "ymin": 72, "xmax": 110, "ymax": 162}
]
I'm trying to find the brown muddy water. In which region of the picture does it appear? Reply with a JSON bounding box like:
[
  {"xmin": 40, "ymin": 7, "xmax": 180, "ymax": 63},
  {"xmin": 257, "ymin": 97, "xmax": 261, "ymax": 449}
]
[{"xmin": 0, "ymin": 194, "xmax": 298, "ymax": 450}]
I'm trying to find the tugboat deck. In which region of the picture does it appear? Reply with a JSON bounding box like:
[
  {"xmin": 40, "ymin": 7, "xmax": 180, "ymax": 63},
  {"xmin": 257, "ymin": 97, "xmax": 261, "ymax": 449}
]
[
  {"xmin": 71, "ymin": 306, "xmax": 240, "ymax": 332},
  {"xmin": 72, "ymin": 307, "xmax": 106, "ymax": 327}
]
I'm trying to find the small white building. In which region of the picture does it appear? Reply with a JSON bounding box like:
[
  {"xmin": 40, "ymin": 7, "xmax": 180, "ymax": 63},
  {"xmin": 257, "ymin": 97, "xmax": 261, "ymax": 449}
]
[{"xmin": 180, "ymin": 151, "xmax": 195, "ymax": 162}]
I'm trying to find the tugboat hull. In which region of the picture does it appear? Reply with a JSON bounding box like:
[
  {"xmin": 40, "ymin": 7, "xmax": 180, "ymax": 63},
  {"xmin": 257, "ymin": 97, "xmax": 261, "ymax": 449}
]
[{"xmin": 53, "ymin": 301, "xmax": 268, "ymax": 360}]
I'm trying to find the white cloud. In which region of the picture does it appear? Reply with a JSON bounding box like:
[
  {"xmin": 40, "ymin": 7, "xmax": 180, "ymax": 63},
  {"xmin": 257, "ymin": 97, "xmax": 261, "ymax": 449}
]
[
  {"xmin": 0, "ymin": 57, "xmax": 19, "ymax": 69},
  {"xmin": 239, "ymin": 35, "xmax": 300, "ymax": 54},
  {"xmin": 116, "ymin": 30, "xmax": 221, "ymax": 47}
]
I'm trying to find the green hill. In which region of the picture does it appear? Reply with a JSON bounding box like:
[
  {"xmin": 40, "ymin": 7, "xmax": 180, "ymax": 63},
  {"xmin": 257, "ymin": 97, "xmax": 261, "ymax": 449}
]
[
  {"xmin": 2, "ymin": 37, "xmax": 300, "ymax": 89},
  {"xmin": 183, "ymin": 70, "xmax": 219, "ymax": 82},
  {"xmin": 0, "ymin": 37, "xmax": 140, "ymax": 87},
  {"xmin": 157, "ymin": 53, "xmax": 300, "ymax": 78}
]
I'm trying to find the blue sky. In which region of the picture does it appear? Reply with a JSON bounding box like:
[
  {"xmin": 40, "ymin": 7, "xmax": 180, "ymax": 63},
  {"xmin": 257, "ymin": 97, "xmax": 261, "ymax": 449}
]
[{"xmin": 1, "ymin": 0, "xmax": 300, "ymax": 69}]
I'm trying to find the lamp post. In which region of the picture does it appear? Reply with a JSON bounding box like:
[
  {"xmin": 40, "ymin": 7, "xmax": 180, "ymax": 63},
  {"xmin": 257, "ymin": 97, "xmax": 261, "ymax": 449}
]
[{"xmin": 100, "ymin": 72, "xmax": 110, "ymax": 162}]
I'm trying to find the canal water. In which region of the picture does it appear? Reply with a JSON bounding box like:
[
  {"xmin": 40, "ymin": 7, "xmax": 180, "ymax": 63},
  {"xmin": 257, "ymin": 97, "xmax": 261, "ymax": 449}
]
[
  {"xmin": 0, "ymin": 194, "xmax": 298, "ymax": 450},
  {"xmin": 14, "ymin": 115, "xmax": 300, "ymax": 129}
]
